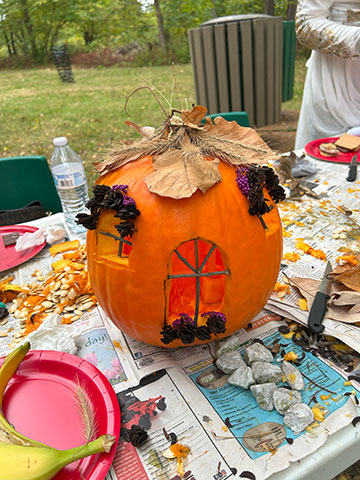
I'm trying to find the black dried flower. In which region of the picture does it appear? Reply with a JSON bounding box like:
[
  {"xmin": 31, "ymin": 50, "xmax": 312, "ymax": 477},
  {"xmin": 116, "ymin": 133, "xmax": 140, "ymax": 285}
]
[
  {"xmin": 248, "ymin": 186, "xmax": 271, "ymax": 216},
  {"xmin": 101, "ymin": 190, "xmax": 124, "ymax": 210},
  {"xmin": 76, "ymin": 213, "xmax": 99, "ymax": 230},
  {"xmin": 207, "ymin": 317, "xmax": 226, "ymax": 334},
  {"xmin": 115, "ymin": 221, "xmax": 136, "ymax": 238},
  {"xmin": 268, "ymin": 184, "xmax": 286, "ymax": 203},
  {"xmin": 178, "ymin": 324, "xmax": 197, "ymax": 344},
  {"xmin": 128, "ymin": 425, "xmax": 148, "ymax": 447},
  {"xmin": 160, "ymin": 325, "xmax": 179, "ymax": 345},
  {"xmin": 114, "ymin": 205, "xmax": 141, "ymax": 220},
  {"xmin": 85, "ymin": 197, "xmax": 101, "ymax": 214},
  {"xmin": 196, "ymin": 325, "xmax": 212, "ymax": 341},
  {"xmin": 248, "ymin": 165, "xmax": 266, "ymax": 187},
  {"xmin": 93, "ymin": 184, "xmax": 111, "ymax": 198}
]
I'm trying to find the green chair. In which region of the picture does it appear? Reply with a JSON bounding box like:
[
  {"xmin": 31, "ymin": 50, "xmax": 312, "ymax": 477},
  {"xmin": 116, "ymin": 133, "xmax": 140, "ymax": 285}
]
[
  {"xmin": 0, "ymin": 156, "xmax": 62, "ymax": 213},
  {"xmin": 207, "ymin": 111, "xmax": 250, "ymax": 127}
]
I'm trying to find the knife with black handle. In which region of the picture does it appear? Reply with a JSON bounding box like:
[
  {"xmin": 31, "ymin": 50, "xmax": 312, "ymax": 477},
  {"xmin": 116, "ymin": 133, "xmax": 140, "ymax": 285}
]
[
  {"xmin": 347, "ymin": 154, "xmax": 358, "ymax": 182},
  {"xmin": 308, "ymin": 261, "xmax": 332, "ymax": 334}
]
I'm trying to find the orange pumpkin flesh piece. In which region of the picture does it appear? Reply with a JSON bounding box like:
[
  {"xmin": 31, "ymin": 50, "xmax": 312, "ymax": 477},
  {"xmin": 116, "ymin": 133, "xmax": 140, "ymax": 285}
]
[{"xmin": 87, "ymin": 156, "xmax": 282, "ymax": 347}]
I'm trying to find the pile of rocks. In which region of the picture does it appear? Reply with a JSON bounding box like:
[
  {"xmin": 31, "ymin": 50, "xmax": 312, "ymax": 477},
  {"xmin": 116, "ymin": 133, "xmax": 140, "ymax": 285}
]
[{"xmin": 215, "ymin": 339, "xmax": 315, "ymax": 435}]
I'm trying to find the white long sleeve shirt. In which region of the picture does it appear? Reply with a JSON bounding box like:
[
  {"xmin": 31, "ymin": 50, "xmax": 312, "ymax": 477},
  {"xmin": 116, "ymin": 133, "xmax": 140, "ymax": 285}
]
[{"xmin": 295, "ymin": 0, "xmax": 360, "ymax": 149}]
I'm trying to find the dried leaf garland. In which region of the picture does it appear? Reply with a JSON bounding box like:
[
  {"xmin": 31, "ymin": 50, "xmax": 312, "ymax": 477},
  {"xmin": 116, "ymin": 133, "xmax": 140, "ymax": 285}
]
[{"xmin": 96, "ymin": 105, "xmax": 278, "ymax": 200}]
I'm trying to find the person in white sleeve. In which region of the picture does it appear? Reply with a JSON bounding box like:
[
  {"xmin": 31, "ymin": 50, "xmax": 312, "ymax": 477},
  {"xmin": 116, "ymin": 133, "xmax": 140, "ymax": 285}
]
[{"xmin": 295, "ymin": 0, "xmax": 360, "ymax": 149}]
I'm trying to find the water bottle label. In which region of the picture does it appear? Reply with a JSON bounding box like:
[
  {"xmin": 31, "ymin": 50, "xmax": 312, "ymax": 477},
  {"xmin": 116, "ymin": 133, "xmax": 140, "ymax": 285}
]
[{"xmin": 53, "ymin": 170, "xmax": 86, "ymax": 189}]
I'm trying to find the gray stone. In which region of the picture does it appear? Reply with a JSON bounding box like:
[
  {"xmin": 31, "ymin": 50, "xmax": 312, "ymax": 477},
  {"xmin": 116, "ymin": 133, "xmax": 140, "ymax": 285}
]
[
  {"xmin": 216, "ymin": 350, "xmax": 246, "ymax": 374},
  {"xmin": 244, "ymin": 342, "xmax": 273, "ymax": 365},
  {"xmin": 252, "ymin": 361, "xmax": 282, "ymax": 384},
  {"xmin": 250, "ymin": 383, "xmax": 276, "ymax": 411},
  {"xmin": 215, "ymin": 335, "xmax": 242, "ymax": 358},
  {"xmin": 273, "ymin": 387, "xmax": 302, "ymax": 415},
  {"xmin": 228, "ymin": 365, "xmax": 255, "ymax": 389},
  {"xmin": 281, "ymin": 361, "xmax": 305, "ymax": 390},
  {"xmin": 284, "ymin": 403, "xmax": 314, "ymax": 435}
]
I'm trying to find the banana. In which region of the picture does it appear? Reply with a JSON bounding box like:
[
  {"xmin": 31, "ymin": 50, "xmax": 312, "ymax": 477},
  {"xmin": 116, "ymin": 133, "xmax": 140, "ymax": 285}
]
[{"xmin": 0, "ymin": 342, "xmax": 117, "ymax": 480}]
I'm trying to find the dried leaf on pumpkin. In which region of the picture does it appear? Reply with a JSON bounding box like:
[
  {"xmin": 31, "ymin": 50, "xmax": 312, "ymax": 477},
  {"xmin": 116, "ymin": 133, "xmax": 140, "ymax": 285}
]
[
  {"xmin": 181, "ymin": 105, "xmax": 207, "ymax": 128},
  {"xmin": 144, "ymin": 136, "xmax": 221, "ymax": 199},
  {"xmin": 200, "ymin": 116, "xmax": 275, "ymax": 165},
  {"xmin": 96, "ymin": 105, "xmax": 278, "ymax": 200}
]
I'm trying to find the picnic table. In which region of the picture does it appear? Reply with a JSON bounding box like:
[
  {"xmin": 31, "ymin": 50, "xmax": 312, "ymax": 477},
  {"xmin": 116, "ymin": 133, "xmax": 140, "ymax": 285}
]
[{"xmin": 1, "ymin": 147, "xmax": 360, "ymax": 480}]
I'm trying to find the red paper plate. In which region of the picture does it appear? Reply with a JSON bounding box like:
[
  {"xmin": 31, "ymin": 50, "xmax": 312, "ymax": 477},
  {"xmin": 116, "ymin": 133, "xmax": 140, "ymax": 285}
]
[
  {"xmin": 0, "ymin": 350, "xmax": 121, "ymax": 480},
  {"xmin": 305, "ymin": 137, "xmax": 360, "ymax": 163},
  {"xmin": 0, "ymin": 225, "xmax": 47, "ymax": 272}
]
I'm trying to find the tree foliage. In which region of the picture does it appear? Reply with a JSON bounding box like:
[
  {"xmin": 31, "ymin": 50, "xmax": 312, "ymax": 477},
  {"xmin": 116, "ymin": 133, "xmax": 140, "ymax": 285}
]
[{"xmin": 0, "ymin": 0, "xmax": 297, "ymax": 64}]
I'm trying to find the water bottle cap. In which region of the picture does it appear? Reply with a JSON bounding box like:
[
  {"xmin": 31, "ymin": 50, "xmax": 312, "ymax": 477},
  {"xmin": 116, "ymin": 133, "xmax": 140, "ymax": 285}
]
[{"xmin": 53, "ymin": 137, "xmax": 68, "ymax": 147}]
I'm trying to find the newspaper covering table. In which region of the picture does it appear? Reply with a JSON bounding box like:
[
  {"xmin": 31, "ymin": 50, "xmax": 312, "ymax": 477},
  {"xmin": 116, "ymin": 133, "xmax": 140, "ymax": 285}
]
[{"xmin": 0, "ymin": 154, "xmax": 360, "ymax": 480}]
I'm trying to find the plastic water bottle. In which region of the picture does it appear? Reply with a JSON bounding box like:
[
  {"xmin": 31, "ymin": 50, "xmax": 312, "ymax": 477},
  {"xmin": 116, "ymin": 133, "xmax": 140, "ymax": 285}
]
[{"xmin": 50, "ymin": 137, "xmax": 89, "ymax": 234}]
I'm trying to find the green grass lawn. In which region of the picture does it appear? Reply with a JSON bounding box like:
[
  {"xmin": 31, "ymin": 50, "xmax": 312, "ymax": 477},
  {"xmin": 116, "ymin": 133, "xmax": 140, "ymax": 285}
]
[{"xmin": 0, "ymin": 56, "xmax": 307, "ymax": 184}]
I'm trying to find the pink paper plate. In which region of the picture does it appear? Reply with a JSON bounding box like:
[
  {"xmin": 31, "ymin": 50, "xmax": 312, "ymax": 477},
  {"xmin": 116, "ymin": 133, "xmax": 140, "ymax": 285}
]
[
  {"xmin": 305, "ymin": 137, "xmax": 360, "ymax": 164},
  {"xmin": 0, "ymin": 224, "xmax": 47, "ymax": 272},
  {"xmin": 0, "ymin": 350, "xmax": 121, "ymax": 480}
]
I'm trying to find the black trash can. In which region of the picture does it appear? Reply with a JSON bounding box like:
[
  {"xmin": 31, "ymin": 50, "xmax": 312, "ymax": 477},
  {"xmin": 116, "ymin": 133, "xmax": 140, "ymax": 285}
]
[{"xmin": 188, "ymin": 14, "xmax": 287, "ymax": 127}]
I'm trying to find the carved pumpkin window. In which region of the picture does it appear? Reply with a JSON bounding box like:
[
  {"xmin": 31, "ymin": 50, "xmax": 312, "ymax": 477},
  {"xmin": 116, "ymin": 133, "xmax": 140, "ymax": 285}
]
[
  {"xmin": 167, "ymin": 238, "xmax": 230, "ymax": 325},
  {"xmin": 99, "ymin": 231, "xmax": 132, "ymax": 258}
]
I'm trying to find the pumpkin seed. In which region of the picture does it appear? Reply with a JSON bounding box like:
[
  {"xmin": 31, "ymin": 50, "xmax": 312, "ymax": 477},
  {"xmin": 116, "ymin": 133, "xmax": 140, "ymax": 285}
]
[
  {"xmin": 80, "ymin": 301, "xmax": 94, "ymax": 310},
  {"xmin": 9, "ymin": 304, "xmax": 16, "ymax": 314},
  {"xmin": 68, "ymin": 288, "xmax": 77, "ymax": 300},
  {"xmin": 42, "ymin": 301, "xmax": 53, "ymax": 309}
]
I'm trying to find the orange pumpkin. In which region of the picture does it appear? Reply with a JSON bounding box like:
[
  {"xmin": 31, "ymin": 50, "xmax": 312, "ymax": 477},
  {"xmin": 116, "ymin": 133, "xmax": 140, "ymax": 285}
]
[{"xmin": 86, "ymin": 156, "xmax": 282, "ymax": 347}]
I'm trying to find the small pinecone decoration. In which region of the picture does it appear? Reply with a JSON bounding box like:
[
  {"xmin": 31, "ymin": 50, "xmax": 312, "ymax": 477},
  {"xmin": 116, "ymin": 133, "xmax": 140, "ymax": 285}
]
[{"xmin": 128, "ymin": 425, "xmax": 148, "ymax": 447}]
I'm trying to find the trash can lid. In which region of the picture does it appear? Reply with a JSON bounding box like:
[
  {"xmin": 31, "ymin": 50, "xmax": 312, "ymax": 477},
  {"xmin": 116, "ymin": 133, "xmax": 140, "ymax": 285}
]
[{"xmin": 200, "ymin": 14, "xmax": 273, "ymax": 26}]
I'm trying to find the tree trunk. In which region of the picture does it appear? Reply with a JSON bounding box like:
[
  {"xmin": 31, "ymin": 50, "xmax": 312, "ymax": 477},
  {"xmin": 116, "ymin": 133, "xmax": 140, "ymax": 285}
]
[
  {"xmin": 154, "ymin": 0, "xmax": 168, "ymax": 55},
  {"xmin": 10, "ymin": 32, "xmax": 17, "ymax": 55},
  {"xmin": 287, "ymin": 0, "xmax": 298, "ymax": 20},
  {"xmin": 4, "ymin": 33, "xmax": 13, "ymax": 56},
  {"xmin": 20, "ymin": 0, "xmax": 40, "ymax": 61},
  {"xmin": 264, "ymin": 0, "xmax": 275, "ymax": 16},
  {"xmin": 84, "ymin": 31, "xmax": 94, "ymax": 45}
]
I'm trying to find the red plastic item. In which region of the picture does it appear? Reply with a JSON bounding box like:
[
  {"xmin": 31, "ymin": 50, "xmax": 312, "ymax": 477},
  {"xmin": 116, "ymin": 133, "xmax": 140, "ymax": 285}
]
[
  {"xmin": 0, "ymin": 225, "xmax": 47, "ymax": 272},
  {"xmin": 0, "ymin": 350, "xmax": 121, "ymax": 480},
  {"xmin": 305, "ymin": 137, "xmax": 360, "ymax": 164}
]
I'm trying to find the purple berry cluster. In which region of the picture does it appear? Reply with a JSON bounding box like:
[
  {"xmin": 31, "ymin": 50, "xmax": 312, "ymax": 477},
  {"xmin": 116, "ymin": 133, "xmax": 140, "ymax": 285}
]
[
  {"xmin": 201, "ymin": 311, "xmax": 226, "ymax": 323},
  {"xmin": 112, "ymin": 184, "xmax": 136, "ymax": 206},
  {"xmin": 236, "ymin": 165, "xmax": 250, "ymax": 196},
  {"xmin": 172, "ymin": 312, "xmax": 193, "ymax": 327}
]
